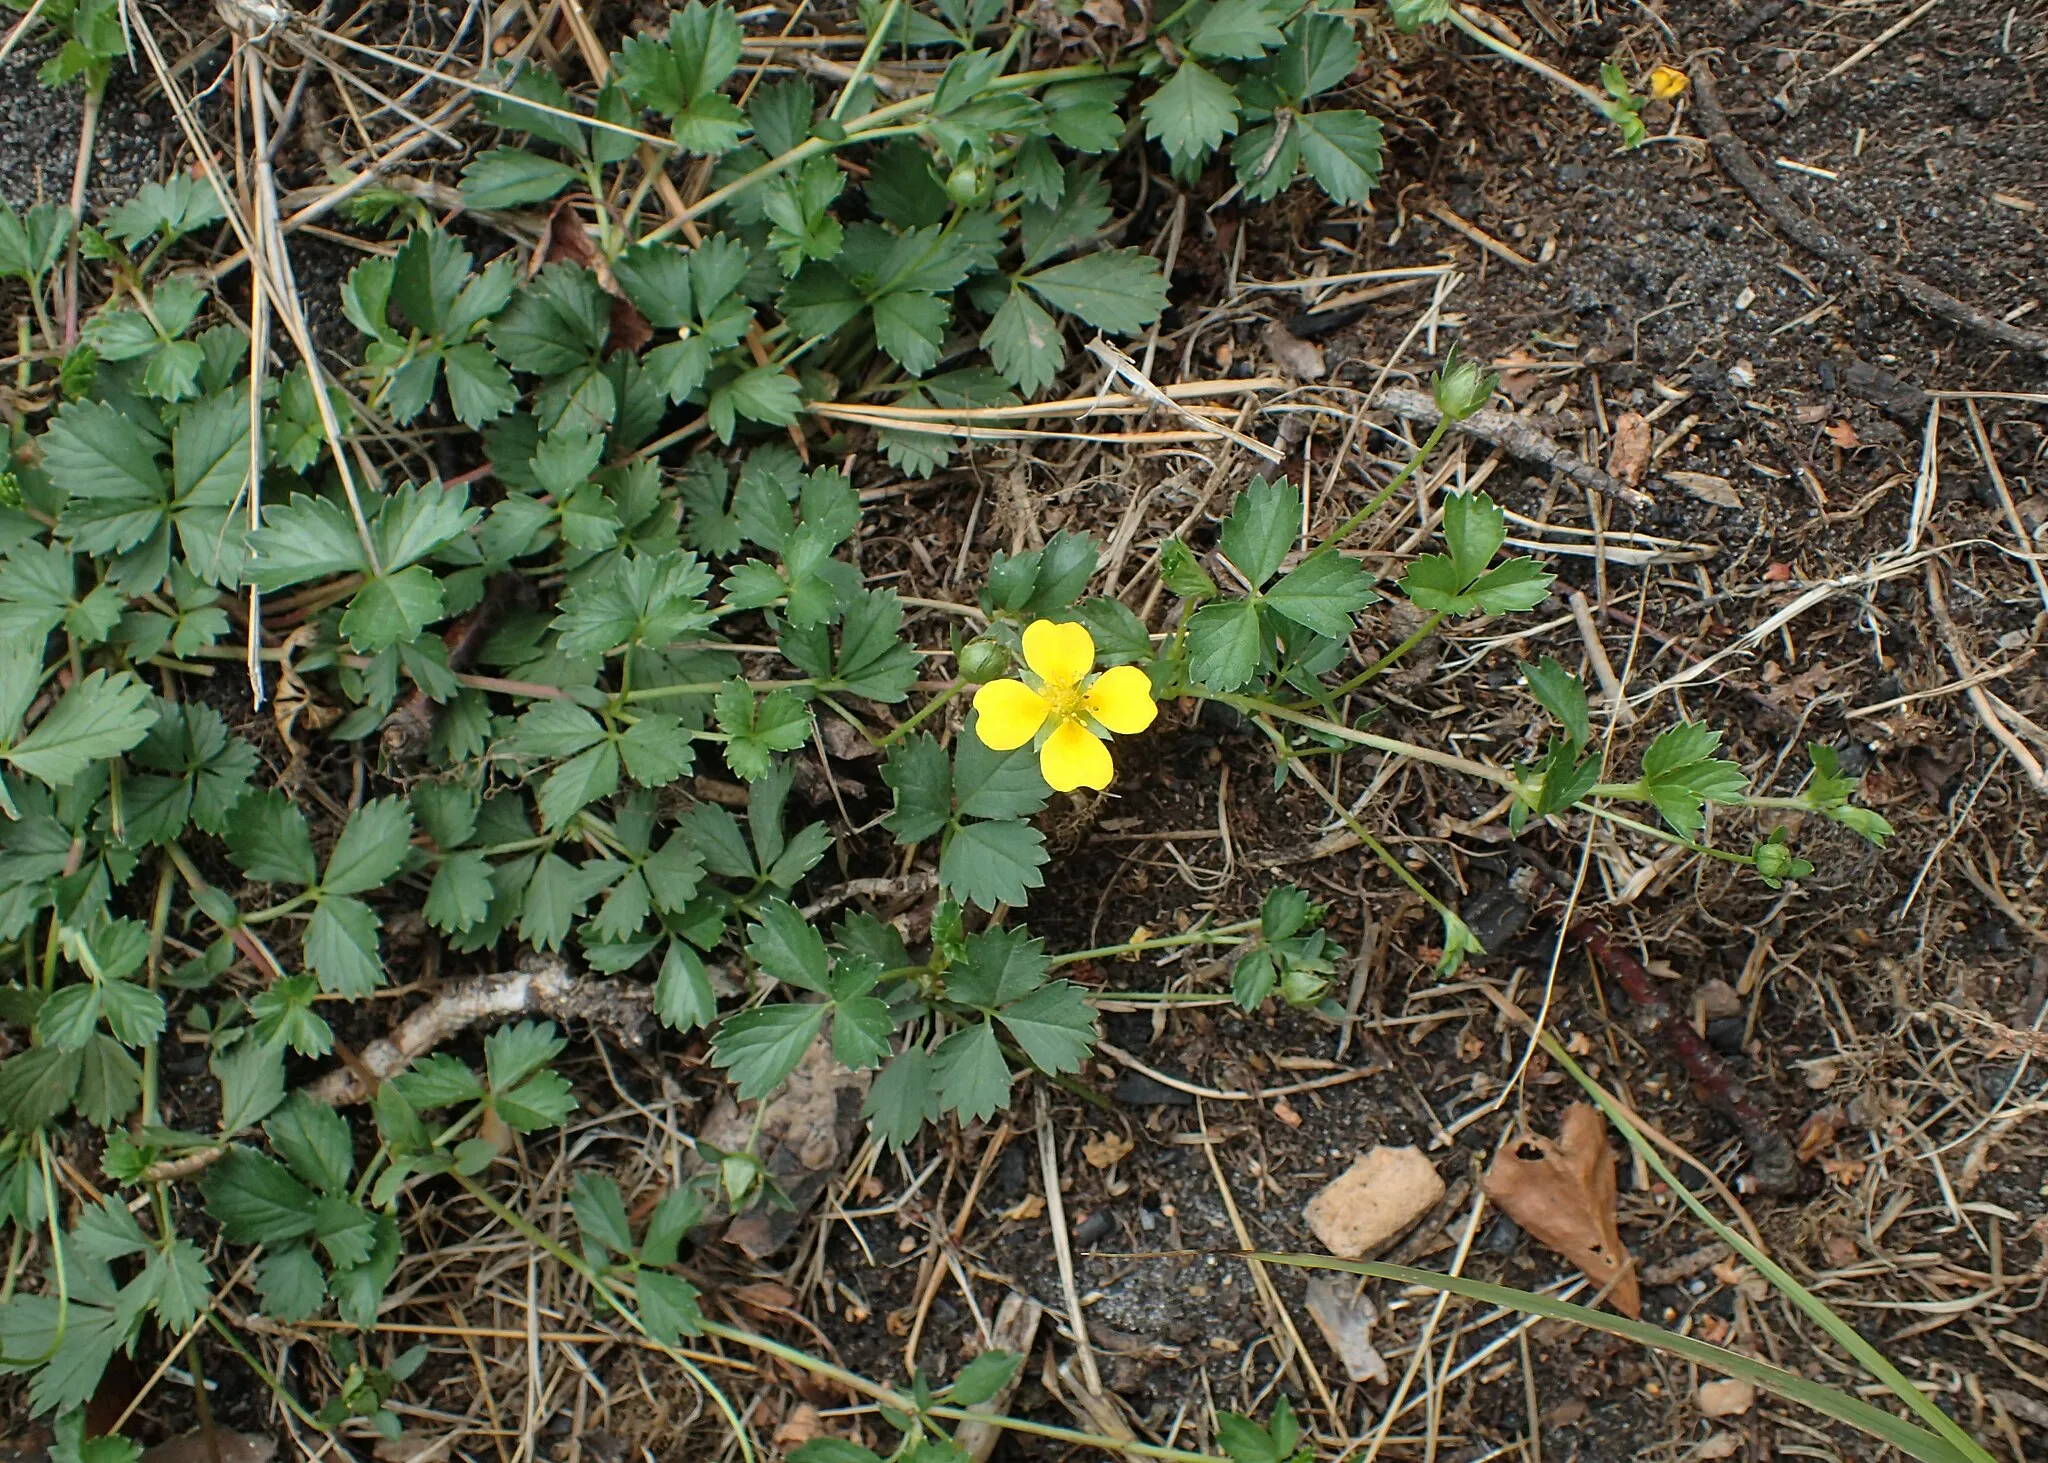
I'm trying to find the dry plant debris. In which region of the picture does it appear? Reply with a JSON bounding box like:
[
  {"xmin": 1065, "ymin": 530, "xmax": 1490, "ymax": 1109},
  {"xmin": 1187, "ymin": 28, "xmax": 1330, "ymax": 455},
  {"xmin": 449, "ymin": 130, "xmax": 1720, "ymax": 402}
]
[{"xmin": 1481, "ymin": 1104, "xmax": 1642, "ymax": 1318}]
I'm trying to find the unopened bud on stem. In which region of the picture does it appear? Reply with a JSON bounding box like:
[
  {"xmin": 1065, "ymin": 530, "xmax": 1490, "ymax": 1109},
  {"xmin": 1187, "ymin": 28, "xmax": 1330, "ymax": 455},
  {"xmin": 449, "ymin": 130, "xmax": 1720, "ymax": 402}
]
[{"xmin": 1432, "ymin": 345, "xmax": 1498, "ymax": 422}]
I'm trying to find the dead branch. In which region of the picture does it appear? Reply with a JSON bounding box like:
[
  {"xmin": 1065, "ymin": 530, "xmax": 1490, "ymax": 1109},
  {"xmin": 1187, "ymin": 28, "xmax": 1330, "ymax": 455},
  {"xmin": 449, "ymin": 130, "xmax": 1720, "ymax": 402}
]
[
  {"xmin": 1376, "ymin": 388, "xmax": 1653, "ymax": 508},
  {"xmin": 142, "ymin": 956, "xmax": 653, "ymax": 1183},
  {"xmin": 1688, "ymin": 59, "xmax": 2048, "ymax": 360},
  {"xmin": 305, "ymin": 953, "xmax": 654, "ymax": 1106}
]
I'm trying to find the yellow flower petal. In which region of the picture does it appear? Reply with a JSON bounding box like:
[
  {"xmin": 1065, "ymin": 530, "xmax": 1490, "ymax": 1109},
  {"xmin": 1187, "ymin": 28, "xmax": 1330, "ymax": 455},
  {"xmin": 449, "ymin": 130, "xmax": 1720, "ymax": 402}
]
[
  {"xmin": 1040, "ymin": 719, "xmax": 1114, "ymax": 792},
  {"xmin": 972, "ymin": 679, "xmax": 1049, "ymax": 750},
  {"xmin": 1022, "ymin": 619, "xmax": 1095, "ymax": 688},
  {"xmin": 1084, "ymin": 665, "xmax": 1158, "ymax": 735},
  {"xmin": 1648, "ymin": 64, "xmax": 1688, "ymax": 99}
]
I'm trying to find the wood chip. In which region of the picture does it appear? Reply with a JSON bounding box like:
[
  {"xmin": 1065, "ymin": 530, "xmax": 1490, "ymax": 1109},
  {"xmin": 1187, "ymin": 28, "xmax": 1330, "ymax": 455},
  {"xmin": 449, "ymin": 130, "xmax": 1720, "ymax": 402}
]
[
  {"xmin": 1697, "ymin": 1377, "xmax": 1757, "ymax": 1417},
  {"xmin": 1303, "ymin": 1276, "xmax": 1390, "ymax": 1384},
  {"xmin": 1303, "ymin": 1145, "xmax": 1446, "ymax": 1258}
]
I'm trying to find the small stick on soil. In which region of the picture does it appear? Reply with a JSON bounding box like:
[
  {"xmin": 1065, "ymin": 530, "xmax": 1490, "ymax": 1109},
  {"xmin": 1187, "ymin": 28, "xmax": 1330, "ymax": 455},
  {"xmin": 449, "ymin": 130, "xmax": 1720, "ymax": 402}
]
[
  {"xmin": 1567, "ymin": 591, "xmax": 1636, "ymax": 727},
  {"xmin": 1688, "ymin": 59, "xmax": 2048, "ymax": 359},
  {"xmin": 306, "ymin": 953, "xmax": 654, "ymax": 1106},
  {"xmin": 1510, "ymin": 860, "xmax": 1805, "ymax": 1197},
  {"xmin": 1376, "ymin": 388, "xmax": 1653, "ymax": 509}
]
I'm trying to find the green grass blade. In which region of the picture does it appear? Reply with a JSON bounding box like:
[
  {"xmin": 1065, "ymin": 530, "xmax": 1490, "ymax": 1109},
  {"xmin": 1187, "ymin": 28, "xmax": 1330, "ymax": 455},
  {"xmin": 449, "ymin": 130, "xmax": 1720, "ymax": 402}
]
[
  {"xmin": 1535, "ymin": 1038, "xmax": 1997, "ymax": 1463},
  {"xmin": 1250, "ymin": 1253, "xmax": 1979, "ymax": 1463}
]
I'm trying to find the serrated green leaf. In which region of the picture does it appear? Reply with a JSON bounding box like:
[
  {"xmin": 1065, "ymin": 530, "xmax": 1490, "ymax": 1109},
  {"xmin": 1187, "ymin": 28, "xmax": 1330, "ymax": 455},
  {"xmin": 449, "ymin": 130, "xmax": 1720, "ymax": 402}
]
[
  {"xmin": 1521, "ymin": 656, "xmax": 1589, "ymax": 750},
  {"xmin": 1466, "ymin": 557, "xmax": 1553, "ymax": 615},
  {"xmin": 637, "ymin": 1269, "xmax": 704, "ymax": 1345},
  {"xmin": 1441, "ymin": 490, "xmax": 1506, "ymax": 585},
  {"xmin": 1142, "ymin": 61, "xmax": 1240, "ymax": 167},
  {"xmin": 939, "ymin": 819, "xmax": 1047, "ymax": 911},
  {"xmin": 712, "ymin": 1002, "xmax": 826, "ymax": 1100},
  {"xmin": 571, "ymin": 1172, "xmax": 635, "ymax": 1256},
  {"xmin": 946, "ymin": 1350, "xmax": 1024, "ymax": 1407},
  {"xmin": 862, "ymin": 1045, "xmax": 938, "ymax": 1148},
  {"xmin": 265, "ymin": 1094, "xmax": 354, "ymax": 1196},
  {"xmin": 655, "ymin": 940, "xmax": 717, "ymax": 1031},
  {"xmin": 1264, "ymin": 552, "xmax": 1377, "ymax": 637},
  {"xmin": 1220, "ymin": 476, "xmax": 1299, "ymax": 587},
  {"xmin": 253, "ymin": 1245, "xmax": 326, "ymax": 1322},
  {"xmin": 882, "ymin": 734, "xmax": 952, "ymax": 843},
  {"xmin": 1293, "ymin": 110, "xmax": 1385, "ymax": 205},
  {"xmin": 322, "ymin": 796, "xmax": 414, "ymax": 896},
  {"xmin": 201, "ymin": 1147, "xmax": 319, "ymax": 1244},
  {"xmin": 1186, "ymin": 597, "xmax": 1264, "ymax": 692},
  {"xmin": 4, "ymin": 670, "xmax": 157, "ymax": 787},
  {"xmin": 831, "ymin": 993, "xmax": 894, "ymax": 1071},
  {"xmin": 305, "ymin": 896, "xmax": 384, "ymax": 997},
  {"xmin": 224, "ymin": 788, "xmax": 318, "ymax": 885},
  {"xmin": 998, "ymin": 981, "xmax": 1095, "ymax": 1074},
  {"xmin": 745, "ymin": 898, "xmax": 831, "ymax": 992},
  {"xmin": 930, "ymin": 1021, "xmax": 1010, "ymax": 1125},
  {"xmin": 1022, "ymin": 249, "xmax": 1167, "ymax": 336},
  {"xmin": 461, "ymin": 148, "xmax": 580, "ymax": 210}
]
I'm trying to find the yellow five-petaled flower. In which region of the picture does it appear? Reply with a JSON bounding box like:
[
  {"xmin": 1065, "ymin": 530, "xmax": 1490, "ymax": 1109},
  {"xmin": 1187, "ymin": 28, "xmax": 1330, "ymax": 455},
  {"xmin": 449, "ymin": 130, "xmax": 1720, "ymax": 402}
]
[{"xmin": 972, "ymin": 620, "xmax": 1157, "ymax": 792}]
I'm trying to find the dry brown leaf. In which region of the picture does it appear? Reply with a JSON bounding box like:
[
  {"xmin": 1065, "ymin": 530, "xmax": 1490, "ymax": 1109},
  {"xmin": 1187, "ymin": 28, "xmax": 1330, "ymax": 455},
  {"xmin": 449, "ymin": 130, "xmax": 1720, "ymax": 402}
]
[
  {"xmin": 1824, "ymin": 419, "xmax": 1861, "ymax": 448},
  {"xmin": 1261, "ymin": 321, "xmax": 1326, "ymax": 380},
  {"xmin": 1272, "ymin": 1097, "xmax": 1303, "ymax": 1128},
  {"xmin": 1481, "ymin": 1103, "xmax": 1640, "ymax": 1316},
  {"xmin": 1492, "ymin": 348, "xmax": 1544, "ymax": 402},
  {"xmin": 1605, "ymin": 411, "xmax": 1653, "ymax": 487},
  {"xmin": 1795, "ymin": 1106, "xmax": 1841, "ymax": 1163},
  {"xmin": 1666, "ymin": 469, "xmax": 1742, "ymax": 509},
  {"xmin": 1083, "ymin": 1130, "xmax": 1134, "ymax": 1168},
  {"xmin": 773, "ymin": 1404, "xmax": 823, "ymax": 1448},
  {"xmin": 1689, "ymin": 1433, "xmax": 1742, "ymax": 1460},
  {"xmin": 1001, "ymin": 1192, "xmax": 1046, "ymax": 1222}
]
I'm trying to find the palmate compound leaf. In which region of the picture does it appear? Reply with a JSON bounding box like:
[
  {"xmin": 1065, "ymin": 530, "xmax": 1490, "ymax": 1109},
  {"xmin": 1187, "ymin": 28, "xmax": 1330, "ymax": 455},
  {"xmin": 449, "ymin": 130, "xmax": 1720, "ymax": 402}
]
[{"xmin": 1639, "ymin": 721, "xmax": 1748, "ymax": 837}]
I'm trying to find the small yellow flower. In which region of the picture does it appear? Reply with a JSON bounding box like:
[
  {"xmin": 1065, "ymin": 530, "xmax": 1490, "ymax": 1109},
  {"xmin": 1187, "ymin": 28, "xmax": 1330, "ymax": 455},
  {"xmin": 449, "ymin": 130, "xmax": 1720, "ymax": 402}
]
[
  {"xmin": 1648, "ymin": 64, "xmax": 1689, "ymax": 100},
  {"xmin": 971, "ymin": 620, "xmax": 1157, "ymax": 792}
]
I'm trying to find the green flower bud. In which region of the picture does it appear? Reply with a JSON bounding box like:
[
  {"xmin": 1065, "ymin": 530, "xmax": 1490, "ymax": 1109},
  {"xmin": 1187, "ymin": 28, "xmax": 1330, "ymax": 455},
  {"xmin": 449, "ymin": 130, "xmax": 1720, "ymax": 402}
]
[
  {"xmin": 1279, "ymin": 965, "xmax": 1332, "ymax": 1008},
  {"xmin": 944, "ymin": 161, "xmax": 983, "ymax": 207},
  {"xmin": 1751, "ymin": 830, "xmax": 1812, "ymax": 889},
  {"xmin": 956, "ymin": 637, "xmax": 1011, "ymax": 683},
  {"xmin": 1432, "ymin": 345, "xmax": 1498, "ymax": 422}
]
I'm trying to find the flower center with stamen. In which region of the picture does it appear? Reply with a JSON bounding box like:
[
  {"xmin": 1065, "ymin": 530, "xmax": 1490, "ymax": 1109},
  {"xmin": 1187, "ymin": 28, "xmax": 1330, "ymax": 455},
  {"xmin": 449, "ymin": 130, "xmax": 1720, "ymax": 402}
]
[{"xmin": 1041, "ymin": 678, "xmax": 1084, "ymax": 721}]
